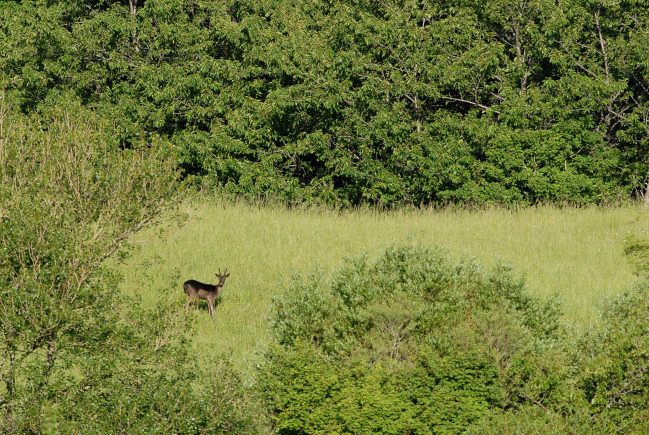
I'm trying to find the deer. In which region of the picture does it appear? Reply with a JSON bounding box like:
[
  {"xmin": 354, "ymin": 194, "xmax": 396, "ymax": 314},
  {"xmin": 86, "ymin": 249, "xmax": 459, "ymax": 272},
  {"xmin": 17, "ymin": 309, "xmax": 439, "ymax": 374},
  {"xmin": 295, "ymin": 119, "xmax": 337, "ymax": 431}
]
[{"xmin": 183, "ymin": 269, "xmax": 230, "ymax": 317}]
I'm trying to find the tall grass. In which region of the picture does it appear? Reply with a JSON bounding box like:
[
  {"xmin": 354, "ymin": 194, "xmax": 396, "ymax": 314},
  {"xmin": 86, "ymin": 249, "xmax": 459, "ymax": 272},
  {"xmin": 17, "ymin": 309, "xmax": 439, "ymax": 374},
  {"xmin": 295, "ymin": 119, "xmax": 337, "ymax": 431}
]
[{"xmin": 115, "ymin": 198, "xmax": 649, "ymax": 373}]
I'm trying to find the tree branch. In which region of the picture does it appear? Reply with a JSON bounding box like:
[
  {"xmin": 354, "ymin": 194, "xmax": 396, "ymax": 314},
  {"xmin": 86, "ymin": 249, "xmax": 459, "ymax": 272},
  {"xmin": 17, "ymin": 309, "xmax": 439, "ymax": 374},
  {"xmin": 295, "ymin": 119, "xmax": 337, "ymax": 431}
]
[{"xmin": 442, "ymin": 96, "xmax": 500, "ymax": 114}]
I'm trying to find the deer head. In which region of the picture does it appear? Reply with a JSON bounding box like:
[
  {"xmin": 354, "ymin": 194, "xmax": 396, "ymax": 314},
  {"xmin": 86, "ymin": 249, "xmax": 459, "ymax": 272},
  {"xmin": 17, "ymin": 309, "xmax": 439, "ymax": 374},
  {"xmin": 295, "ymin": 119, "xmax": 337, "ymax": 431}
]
[{"xmin": 216, "ymin": 268, "xmax": 230, "ymax": 287}]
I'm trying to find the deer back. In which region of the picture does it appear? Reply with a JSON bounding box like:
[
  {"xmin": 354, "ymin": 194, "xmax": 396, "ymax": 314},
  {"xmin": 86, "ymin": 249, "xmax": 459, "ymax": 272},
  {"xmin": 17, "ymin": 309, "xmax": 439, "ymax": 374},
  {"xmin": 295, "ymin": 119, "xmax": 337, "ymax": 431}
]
[{"xmin": 183, "ymin": 280, "xmax": 218, "ymax": 299}]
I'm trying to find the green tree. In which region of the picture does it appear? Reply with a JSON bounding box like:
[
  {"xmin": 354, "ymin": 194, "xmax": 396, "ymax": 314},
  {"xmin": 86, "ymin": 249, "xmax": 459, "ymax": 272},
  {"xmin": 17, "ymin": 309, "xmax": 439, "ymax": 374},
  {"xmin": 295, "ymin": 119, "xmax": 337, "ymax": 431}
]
[
  {"xmin": 0, "ymin": 96, "xmax": 259, "ymax": 432},
  {"xmin": 2, "ymin": 0, "xmax": 648, "ymax": 206}
]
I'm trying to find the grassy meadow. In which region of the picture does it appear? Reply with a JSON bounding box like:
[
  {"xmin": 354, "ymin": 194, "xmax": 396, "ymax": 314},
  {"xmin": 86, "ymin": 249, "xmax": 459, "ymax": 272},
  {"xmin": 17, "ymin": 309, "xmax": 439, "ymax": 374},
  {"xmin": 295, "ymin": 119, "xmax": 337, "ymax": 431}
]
[{"xmin": 115, "ymin": 198, "xmax": 649, "ymax": 373}]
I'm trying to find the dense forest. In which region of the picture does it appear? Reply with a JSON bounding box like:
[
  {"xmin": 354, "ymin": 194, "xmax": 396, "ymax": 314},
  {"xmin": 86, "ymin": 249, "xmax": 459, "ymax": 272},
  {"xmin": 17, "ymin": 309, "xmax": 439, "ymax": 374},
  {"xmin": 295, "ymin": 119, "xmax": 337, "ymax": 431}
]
[
  {"xmin": 3, "ymin": 0, "xmax": 649, "ymax": 433},
  {"xmin": 2, "ymin": 0, "xmax": 649, "ymax": 206}
]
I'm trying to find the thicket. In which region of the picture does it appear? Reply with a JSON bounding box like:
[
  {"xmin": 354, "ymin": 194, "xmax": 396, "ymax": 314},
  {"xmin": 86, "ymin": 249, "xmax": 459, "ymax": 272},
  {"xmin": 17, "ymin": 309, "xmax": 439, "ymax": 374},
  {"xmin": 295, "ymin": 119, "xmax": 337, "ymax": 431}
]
[
  {"xmin": 0, "ymin": 98, "xmax": 261, "ymax": 433},
  {"xmin": 2, "ymin": 0, "xmax": 649, "ymax": 206},
  {"xmin": 260, "ymin": 244, "xmax": 649, "ymax": 433}
]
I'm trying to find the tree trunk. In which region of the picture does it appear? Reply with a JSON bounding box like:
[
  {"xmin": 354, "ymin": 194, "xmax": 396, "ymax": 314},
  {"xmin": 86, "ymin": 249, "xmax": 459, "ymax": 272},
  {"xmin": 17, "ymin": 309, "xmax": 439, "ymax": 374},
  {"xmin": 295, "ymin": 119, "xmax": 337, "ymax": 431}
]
[{"xmin": 129, "ymin": 0, "xmax": 140, "ymax": 53}]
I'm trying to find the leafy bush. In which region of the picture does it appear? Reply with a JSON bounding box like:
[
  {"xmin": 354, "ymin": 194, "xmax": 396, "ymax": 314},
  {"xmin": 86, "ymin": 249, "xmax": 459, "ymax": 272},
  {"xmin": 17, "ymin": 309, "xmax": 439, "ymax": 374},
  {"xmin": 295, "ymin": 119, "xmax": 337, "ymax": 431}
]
[
  {"xmin": 624, "ymin": 236, "xmax": 649, "ymax": 278},
  {"xmin": 259, "ymin": 244, "xmax": 567, "ymax": 433},
  {"xmin": 262, "ymin": 243, "xmax": 649, "ymax": 433},
  {"xmin": 470, "ymin": 251, "xmax": 649, "ymax": 435},
  {"xmin": 572, "ymin": 281, "xmax": 649, "ymax": 433},
  {"xmin": 0, "ymin": 98, "xmax": 260, "ymax": 433}
]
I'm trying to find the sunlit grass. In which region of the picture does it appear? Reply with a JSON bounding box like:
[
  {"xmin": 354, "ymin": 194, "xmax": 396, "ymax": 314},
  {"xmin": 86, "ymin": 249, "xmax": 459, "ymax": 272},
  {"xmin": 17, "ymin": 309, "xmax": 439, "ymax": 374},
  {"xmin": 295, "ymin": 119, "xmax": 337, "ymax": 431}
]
[{"xmin": 115, "ymin": 198, "xmax": 649, "ymax": 373}]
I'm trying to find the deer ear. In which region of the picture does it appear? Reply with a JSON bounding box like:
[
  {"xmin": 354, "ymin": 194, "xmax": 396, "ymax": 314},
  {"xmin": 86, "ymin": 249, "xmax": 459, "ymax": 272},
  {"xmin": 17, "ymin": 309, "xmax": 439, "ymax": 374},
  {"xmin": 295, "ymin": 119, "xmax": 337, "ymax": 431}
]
[{"xmin": 225, "ymin": 273, "xmax": 230, "ymax": 278}]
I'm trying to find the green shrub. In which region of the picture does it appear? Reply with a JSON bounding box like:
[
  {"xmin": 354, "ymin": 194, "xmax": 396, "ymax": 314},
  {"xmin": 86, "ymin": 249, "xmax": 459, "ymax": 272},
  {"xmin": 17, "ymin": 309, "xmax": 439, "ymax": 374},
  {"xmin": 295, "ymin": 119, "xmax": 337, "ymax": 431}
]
[
  {"xmin": 469, "ymin": 279, "xmax": 649, "ymax": 434},
  {"xmin": 260, "ymin": 343, "xmax": 428, "ymax": 434},
  {"xmin": 573, "ymin": 281, "xmax": 649, "ymax": 433},
  {"xmin": 0, "ymin": 99, "xmax": 261, "ymax": 433},
  {"xmin": 624, "ymin": 236, "xmax": 649, "ymax": 278},
  {"xmin": 466, "ymin": 406, "xmax": 604, "ymax": 435},
  {"xmin": 259, "ymin": 244, "xmax": 567, "ymax": 433}
]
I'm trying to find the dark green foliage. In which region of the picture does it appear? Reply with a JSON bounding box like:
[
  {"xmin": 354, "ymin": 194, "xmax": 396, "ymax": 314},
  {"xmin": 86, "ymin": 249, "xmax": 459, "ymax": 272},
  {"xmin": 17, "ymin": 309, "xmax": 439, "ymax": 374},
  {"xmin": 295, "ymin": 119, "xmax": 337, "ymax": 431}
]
[
  {"xmin": 260, "ymin": 245, "xmax": 567, "ymax": 433},
  {"xmin": 2, "ymin": 0, "xmax": 648, "ymax": 207}
]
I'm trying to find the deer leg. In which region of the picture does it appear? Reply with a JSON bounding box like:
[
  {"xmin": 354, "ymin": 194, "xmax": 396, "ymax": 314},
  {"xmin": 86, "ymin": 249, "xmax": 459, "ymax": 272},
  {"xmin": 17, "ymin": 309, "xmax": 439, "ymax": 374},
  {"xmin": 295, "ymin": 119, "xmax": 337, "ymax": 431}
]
[
  {"xmin": 208, "ymin": 297, "xmax": 214, "ymax": 317},
  {"xmin": 185, "ymin": 296, "xmax": 197, "ymax": 311}
]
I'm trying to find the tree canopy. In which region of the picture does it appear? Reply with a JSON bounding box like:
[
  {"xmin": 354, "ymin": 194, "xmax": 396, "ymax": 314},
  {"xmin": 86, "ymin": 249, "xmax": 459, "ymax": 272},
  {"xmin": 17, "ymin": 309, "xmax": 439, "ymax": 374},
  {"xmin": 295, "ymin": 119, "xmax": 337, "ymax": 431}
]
[{"xmin": 2, "ymin": 0, "xmax": 648, "ymax": 206}]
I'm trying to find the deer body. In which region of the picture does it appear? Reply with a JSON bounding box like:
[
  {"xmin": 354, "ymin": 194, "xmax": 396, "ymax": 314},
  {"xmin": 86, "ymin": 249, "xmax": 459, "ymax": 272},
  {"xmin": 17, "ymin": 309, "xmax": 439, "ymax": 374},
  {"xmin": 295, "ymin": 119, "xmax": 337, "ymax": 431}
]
[{"xmin": 183, "ymin": 269, "xmax": 230, "ymax": 317}]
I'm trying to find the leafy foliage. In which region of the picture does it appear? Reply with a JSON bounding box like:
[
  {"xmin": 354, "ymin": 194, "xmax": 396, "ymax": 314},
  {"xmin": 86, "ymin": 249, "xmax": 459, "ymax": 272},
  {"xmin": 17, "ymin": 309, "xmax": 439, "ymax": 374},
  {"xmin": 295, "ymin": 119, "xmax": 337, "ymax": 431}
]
[
  {"xmin": 624, "ymin": 235, "xmax": 649, "ymax": 278},
  {"xmin": 0, "ymin": 97, "xmax": 259, "ymax": 433},
  {"xmin": 261, "ymin": 243, "xmax": 649, "ymax": 433},
  {"xmin": 3, "ymin": 0, "xmax": 649, "ymax": 430},
  {"xmin": 568, "ymin": 281, "xmax": 649, "ymax": 433},
  {"xmin": 259, "ymin": 245, "xmax": 567, "ymax": 433},
  {"xmin": 1, "ymin": 0, "xmax": 648, "ymax": 206}
]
